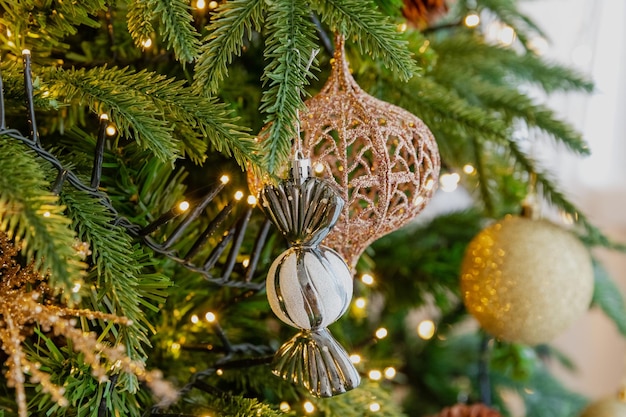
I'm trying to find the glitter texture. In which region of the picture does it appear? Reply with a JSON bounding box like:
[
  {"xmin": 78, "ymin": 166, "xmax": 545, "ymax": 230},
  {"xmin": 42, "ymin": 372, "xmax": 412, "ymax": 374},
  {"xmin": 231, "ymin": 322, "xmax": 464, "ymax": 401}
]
[
  {"xmin": 431, "ymin": 403, "xmax": 503, "ymax": 417},
  {"xmin": 0, "ymin": 233, "xmax": 177, "ymax": 416},
  {"xmin": 460, "ymin": 216, "xmax": 594, "ymax": 345},
  {"xmin": 253, "ymin": 36, "xmax": 440, "ymax": 268}
]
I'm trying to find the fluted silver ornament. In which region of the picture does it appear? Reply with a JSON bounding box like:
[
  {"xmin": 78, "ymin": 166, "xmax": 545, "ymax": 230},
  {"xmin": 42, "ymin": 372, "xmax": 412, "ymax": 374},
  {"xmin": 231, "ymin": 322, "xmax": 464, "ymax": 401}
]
[{"xmin": 259, "ymin": 157, "xmax": 360, "ymax": 397}]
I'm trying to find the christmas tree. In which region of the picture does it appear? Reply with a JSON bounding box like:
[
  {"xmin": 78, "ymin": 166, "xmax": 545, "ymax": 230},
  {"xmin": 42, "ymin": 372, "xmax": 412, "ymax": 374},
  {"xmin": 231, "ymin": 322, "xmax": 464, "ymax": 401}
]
[{"xmin": 0, "ymin": 1, "xmax": 624, "ymax": 416}]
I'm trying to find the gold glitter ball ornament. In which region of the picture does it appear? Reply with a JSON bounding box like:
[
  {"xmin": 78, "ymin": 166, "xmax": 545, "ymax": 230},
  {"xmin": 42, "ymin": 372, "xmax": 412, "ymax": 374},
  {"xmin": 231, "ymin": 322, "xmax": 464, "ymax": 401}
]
[
  {"xmin": 252, "ymin": 36, "xmax": 440, "ymax": 268},
  {"xmin": 460, "ymin": 215, "xmax": 594, "ymax": 345},
  {"xmin": 579, "ymin": 396, "xmax": 626, "ymax": 417}
]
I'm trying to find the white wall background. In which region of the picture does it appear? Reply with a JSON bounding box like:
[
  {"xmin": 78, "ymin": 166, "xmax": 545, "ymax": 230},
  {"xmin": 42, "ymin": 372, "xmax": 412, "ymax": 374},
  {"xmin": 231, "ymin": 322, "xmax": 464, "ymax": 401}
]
[{"xmin": 520, "ymin": 0, "xmax": 626, "ymax": 401}]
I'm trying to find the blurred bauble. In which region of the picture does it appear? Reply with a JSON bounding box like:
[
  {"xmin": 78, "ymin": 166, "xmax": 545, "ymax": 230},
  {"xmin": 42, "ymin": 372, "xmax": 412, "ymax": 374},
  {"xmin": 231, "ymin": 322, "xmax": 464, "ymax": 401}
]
[
  {"xmin": 402, "ymin": 0, "xmax": 448, "ymax": 29},
  {"xmin": 580, "ymin": 396, "xmax": 626, "ymax": 417},
  {"xmin": 460, "ymin": 215, "xmax": 594, "ymax": 345},
  {"xmin": 431, "ymin": 403, "xmax": 503, "ymax": 417},
  {"xmin": 266, "ymin": 246, "xmax": 353, "ymax": 330},
  {"xmin": 251, "ymin": 36, "xmax": 440, "ymax": 268}
]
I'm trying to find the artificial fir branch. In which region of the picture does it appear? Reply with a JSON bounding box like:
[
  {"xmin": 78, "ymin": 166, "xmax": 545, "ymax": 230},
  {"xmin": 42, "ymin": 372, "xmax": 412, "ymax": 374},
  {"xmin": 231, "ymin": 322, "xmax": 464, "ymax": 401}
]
[
  {"xmin": 0, "ymin": 136, "xmax": 85, "ymax": 298},
  {"xmin": 260, "ymin": 0, "xmax": 319, "ymax": 172},
  {"xmin": 194, "ymin": 0, "xmax": 266, "ymax": 95},
  {"xmin": 310, "ymin": 0, "xmax": 419, "ymax": 81},
  {"xmin": 127, "ymin": 0, "xmax": 157, "ymax": 50},
  {"xmin": 151, "ymin": 0, "xmax": 201, "ymax": 63}
]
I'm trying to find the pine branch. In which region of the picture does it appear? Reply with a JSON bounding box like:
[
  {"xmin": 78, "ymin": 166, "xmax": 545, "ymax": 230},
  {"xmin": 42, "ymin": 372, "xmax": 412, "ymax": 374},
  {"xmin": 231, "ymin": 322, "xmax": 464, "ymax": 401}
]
[
  {"xmin": 433, "ymin": 68, "xmax": 590, "ymax": 155},
  {"xmin": 259, "ymin": 0, "xmax": 319, "ymax": 172},
  {"xmin": 0, "ymin": 136, "xmax": 85, "ymax": 298},
  {"xmin": 310, "ymin": 0, "xmax": 418, "ymax": 81},
  {"xmin": 152, "ymin": 0, "xmax": 201, "ymax": 63},
  {"xmin": 47, "ymin": 66, "xmax": 259, "ymax": 168},
  {"xmin": 432, "ymin": 34, "xmax": 593, "ymax": 94},
  {"xmin": 61, "ymin": 187, "xmax": 159, "ymax": 361},
  {"xmin": 127, "ymin": 0, "xmax": 156, "ymax": 48},
  {"xmin": 194, "ymin": 0, "xmax": 266, "ymax": 95}
]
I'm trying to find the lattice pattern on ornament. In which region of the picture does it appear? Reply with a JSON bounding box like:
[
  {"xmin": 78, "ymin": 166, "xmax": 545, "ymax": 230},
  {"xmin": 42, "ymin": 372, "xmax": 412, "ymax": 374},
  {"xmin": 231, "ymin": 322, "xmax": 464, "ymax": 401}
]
[{"xmin": 299, "ymin": 36, "xmax": 440, "ymax": 267}]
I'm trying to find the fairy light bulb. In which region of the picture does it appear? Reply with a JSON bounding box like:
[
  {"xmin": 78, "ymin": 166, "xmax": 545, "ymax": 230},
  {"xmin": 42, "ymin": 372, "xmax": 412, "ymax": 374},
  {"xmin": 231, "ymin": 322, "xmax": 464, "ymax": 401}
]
[
  {"xmin": 43, "ymin": 211, "xmax": 51, "ymax": 218},
  {"xmin": 220, "ymin": 175, "xmax": 230, "ymax": 184},
  {"xmin": 208, "ymin": 0, "xmax": 218, "ymax": 9},
  {"xmin": 205, "ymin": 312, "xmax": 216, "ymax": 323},
  {"xmin": 190, "ymin": 315, "xmax": 199, "ymax": 324},
  {"xmin": 463, "ymin": 164, "xmax": 475, "ymax": 174},
  {"xmin": 71, "ymin": 282, "xmax": 82, "ymax": 293},
  {"xmin": 369, "ymin": 402, "xmax": 381, "ymax": 412},
  {"xmin": 196, "ymin": 0, "xmax": 206, "ymax": 9},
  {"xmin": 314, "ymin": 162, "xmax": 325, "ymax": 174},
  {"xmin": 279, "ymin": 402, "xmax": 291, "ymax": 412},
  {"xmin": 368, "ymin": 370, "xmax": 382, "ymax": 381},
  {"xmin": 439, "ymin": 173, "xmax": 460, "ymax": 192},
  {"xmin": 178, "ymin": 201, "xmax": 190, "ymax": 212},
  {"xmin": 303, "ymin": 401, "xmax": 315, "ymax": 414},
  {"xmin": 105, "ymin": 125, "xmax": 117, "ymax": 136},
  {"xmin": 417, "ymin": 319, "xmax": 436, "ymax": 340},
  {"xmin": 234, "ymin": 191, "xmax": 244, "ymax": 201},
  {"xmin": 170, "ymin": 342, "xmax": 181, "ymax": 353},
  {"xmin": 242, "ymin": 258, "xmax": 250, "ymax": 268},
  {"xmin": 349, "ymin": 354, "xmax": 362, "ymax": 364},
  {"xmin": 361, "ymin": 273, "xmax": 374, "ymax": 285},
  {"xmin": 247, "ymin": 195, "xmax": 257, "ymax": 205},
  {"xmin": 141, "ymin": 38, "xmax": 152, "ymax": 49},
  {"xmin": 464, "ymin": 13, "xmax": 480, "ymax": 28},
  {"xmin": 375, "ymin": 327, "xmax": 388, "ymax": 339},
  {"xmin": 355, "ymin": 297, "xmax": 367, "ymax": 309},
  {"xmin": 384, "ymin": 367, "xmax": 396, "ymax": 379}
]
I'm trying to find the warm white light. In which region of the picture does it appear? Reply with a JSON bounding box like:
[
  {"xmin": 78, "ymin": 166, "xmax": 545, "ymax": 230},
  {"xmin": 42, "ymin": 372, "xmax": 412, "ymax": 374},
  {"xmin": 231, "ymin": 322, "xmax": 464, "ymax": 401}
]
[
  {"xmin": 375, "ymin": 327, "xmax": 388, "ymax": 339},
  {"xmin": 216, "ymin": 369, "xmax": 223, "ymax": 376},
  {"xmin": 528, "ymin": 36, "xmax": 549, "ymax": 56},
  {"xmin": 279, "ymin": 402, "xmax": 291, "ymax": 412},
  {"xmin": 234, "ymin": 191, "xmax": 244, "ymax": 201},
  {"xmin": 242, "ymin": 258, "xmax": 250, "ymax": 268},
  {"xmin": 440, "ymin": 172, "xmax": 460, "ymax": 193},
  {"xmin": 369, "ymin": 402, "xmax": 381, "ymax": 412},
  {"xmin": 205, "ymin": 312, "xmax": 216, "ymax": 323},
  {"xmin": 208, "ymin": 0, "xmax": 218, "ymax": 9},
  {"xmin": 72, "ymin": 283, "xmax": 82, "ymax": 293},
  {"xmin": 354, "ymin": 297, "xmax": 367, "ymax": 309},
  {"xmin": 6, "ymin": 29, "xmax": 11, "ymax": 37},
  {"xmin": 22, "ymin": 49, "xmax": 30, "ymax": 56},
  {"xmin": 463, "ymin": 164, "xmax": 475, "ymax": 174},
  {"xmin": 303, "ymin": 401, "xmax": 315, "ymax": 414},
  {"xmin": 368, "ymin": 370, "xmax": 382, "ymax": 381},
  {"xmin": 361, "ymin": 273, "xmax": 374, "ymax": 285},
  {"xmin": 105, "ymin": 125, "xmax": 117, "ymax": 136},
  {"xmin": 178, "ymin": 201, "xmax": 190, "ymax": 212},
  {"xmin": 171, "ymin": 342, "xmax": 181, "ymax": 353},
  {"xmin": 384, "ymin": 367, "xmax": 396, "ymax": 379},
  {"xmin": 100, "ymin": 114, "xmax": 109, "ymax": 121},
  {"xmin": 314, "ymin": 162, "xmax": 325, "ymax": 174},
  {"xmin": 43, "ymin": 211, "xmax": 51, "ymax": 218},
  {"xmin": 425, "ymin": 178, "xmax": 435, "ymax": 190},
  {"xmin": 220, "ymin": 175, "xmax": 230, "ymax": 184},
  {"xmin": 498, "ymin": 25, "xmax": 516, "ymax": 46},
  {"xmin": 417, "ymin": 319, "xmax": 436, "ymax": 340},
  {"xmin": 141, "ymin": 38, "xmax": 152, "ymax": 48},
  {"xmin": 190, "ymin": 314, "xmax": 199, "ymax": 324},
  {"xmin": 349, "ymin": 354, "xmax": 362, "ymax": 364},
  {"xmin": 464, "ymin": 13, "xmax": 480, "ymax": 28},
  {"xmin": 397, "ymin": 22, "xmax": 408, "ymax": 33},
  {"xmin": 247, "ymin": 195, "xmax": 257, "ymax": 205},
  {"xmin": 196, "ymin": 0, "xmax": 206, "ymax": 9}
]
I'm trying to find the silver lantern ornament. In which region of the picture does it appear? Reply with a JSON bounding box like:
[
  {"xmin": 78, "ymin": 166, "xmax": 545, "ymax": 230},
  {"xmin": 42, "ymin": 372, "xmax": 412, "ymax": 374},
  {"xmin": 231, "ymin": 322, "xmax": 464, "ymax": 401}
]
[{"xmin": 259, "ymin": 156, "xmax": 360, "ymax": 397}]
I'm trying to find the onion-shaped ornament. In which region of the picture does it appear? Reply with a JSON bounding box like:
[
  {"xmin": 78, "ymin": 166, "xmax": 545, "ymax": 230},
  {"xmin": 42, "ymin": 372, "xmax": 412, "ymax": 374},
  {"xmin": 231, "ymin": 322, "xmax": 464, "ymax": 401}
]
[
  {"xmin": 258, "ymin": 157, "xmax": 360, "ymax": 397},
  {"xmin": 251, "ymin": 36, "xmax": 440, "ymax": 268}
]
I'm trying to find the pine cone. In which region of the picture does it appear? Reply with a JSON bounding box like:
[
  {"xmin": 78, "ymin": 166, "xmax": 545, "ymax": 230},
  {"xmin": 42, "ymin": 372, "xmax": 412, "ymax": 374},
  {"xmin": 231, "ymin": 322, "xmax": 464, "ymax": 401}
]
[
  {"xmin": 432, "ymin": 404, "xmax": 503, "ymax": 417},
  {"xmin": 402, "ymin": 0, "xmax": 448, "ymax": 29}
]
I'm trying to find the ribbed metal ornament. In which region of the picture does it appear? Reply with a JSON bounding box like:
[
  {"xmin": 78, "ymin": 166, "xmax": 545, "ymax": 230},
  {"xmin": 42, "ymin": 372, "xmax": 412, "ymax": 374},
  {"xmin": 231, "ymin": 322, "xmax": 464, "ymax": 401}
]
[{"xmin": 259, "ymin": 157, "xmax": 360, "ymax": 397}]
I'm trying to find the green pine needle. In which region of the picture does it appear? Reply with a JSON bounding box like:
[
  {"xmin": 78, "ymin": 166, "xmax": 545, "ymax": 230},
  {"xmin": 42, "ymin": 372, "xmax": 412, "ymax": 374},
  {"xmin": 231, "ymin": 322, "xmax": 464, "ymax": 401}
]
[
  {"xmin": 152, "ymin": 0, "xmax": 201, "ymax": 63},
  {"xmin": 0, "ymin": 136, "xmax": 85, "ymax": 299}
]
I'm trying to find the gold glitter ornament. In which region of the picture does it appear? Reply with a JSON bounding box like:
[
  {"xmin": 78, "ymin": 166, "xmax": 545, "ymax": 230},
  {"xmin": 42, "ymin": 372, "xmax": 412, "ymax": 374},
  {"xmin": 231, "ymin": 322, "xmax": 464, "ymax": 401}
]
[
  {"xmin": 251, "ymin": 36, "xmax": 440, "ymax": 268},
  {"xmin": 460, "ymin": 215, "xmax": 594, "ymax": 345}
]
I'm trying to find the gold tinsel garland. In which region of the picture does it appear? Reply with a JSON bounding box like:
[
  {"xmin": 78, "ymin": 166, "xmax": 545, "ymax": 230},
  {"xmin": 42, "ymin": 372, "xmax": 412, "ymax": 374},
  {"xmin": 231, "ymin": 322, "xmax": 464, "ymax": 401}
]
[{"xmin": 0, "ymin": 232, "xmax": 176, "ymax": 416}]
